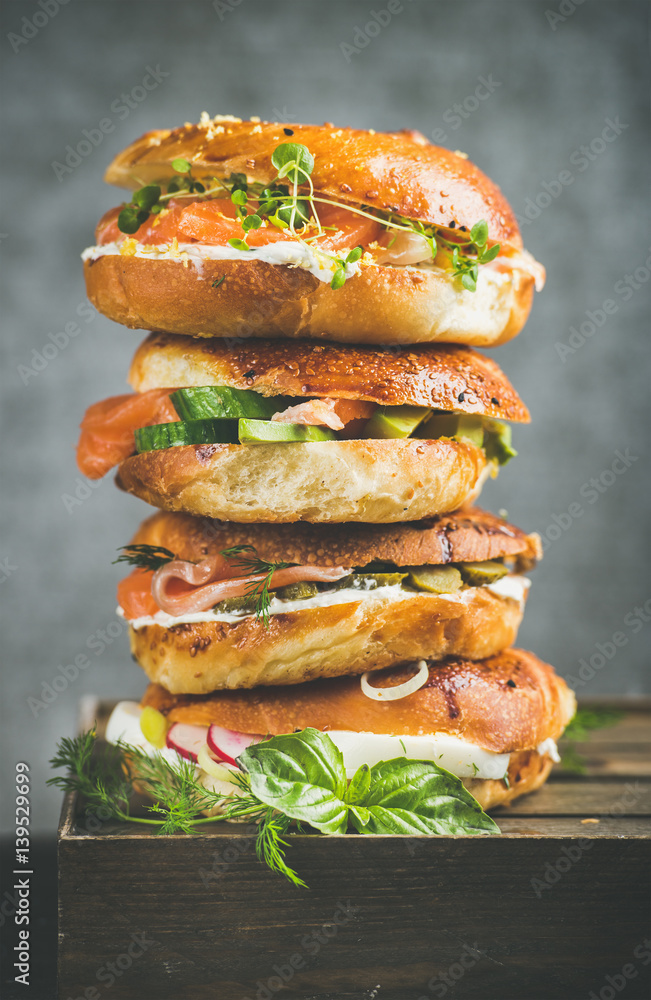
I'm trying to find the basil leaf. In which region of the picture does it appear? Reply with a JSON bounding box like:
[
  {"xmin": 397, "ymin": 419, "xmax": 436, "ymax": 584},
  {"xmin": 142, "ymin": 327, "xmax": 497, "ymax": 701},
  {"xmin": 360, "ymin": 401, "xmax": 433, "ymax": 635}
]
[
  {"xmin": 345, "ymin": 763, "xmax": 371, "ymax": 804},
  {"xmin": 348, "ymin": 757, "xmax": 499, "ymax": 836},
  {"xmin": 238, "ymin": 729, "xmax": 349, "ymax": 835}
]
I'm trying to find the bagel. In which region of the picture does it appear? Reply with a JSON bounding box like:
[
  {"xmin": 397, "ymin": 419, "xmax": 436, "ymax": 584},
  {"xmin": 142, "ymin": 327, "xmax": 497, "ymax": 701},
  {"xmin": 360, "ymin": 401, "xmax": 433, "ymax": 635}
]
[
  {"xmin": 83, "ymin": 115, "xmax": 544, "ymax": 346},
  {"xmin": 116, "ymin": 436, "xmax": 490, "ymax": 523},
  {"xmin": 79, "ymin": 337, "xmax": 528, "ymax": 522},
  {"xmin": 120, "ymin": 507, "xmax": 540, "ymax": 692},
  {"xmin": 128, "ymin": 333, "xmax": 530, "ymax": 420},
  {"xmin": 141, "ymin": 649, "xmax": 575, "ymax": 754}
]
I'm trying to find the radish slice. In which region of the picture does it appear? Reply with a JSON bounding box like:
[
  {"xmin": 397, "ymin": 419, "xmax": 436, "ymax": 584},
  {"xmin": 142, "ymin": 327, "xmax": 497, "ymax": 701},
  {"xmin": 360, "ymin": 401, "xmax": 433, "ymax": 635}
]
[
  {"xmin": 166, "ymin": 722, "xmax": 209, "ymax": 762},
  {"xmin": 207, "ymin": 724, "xmax": 264, "ymax": 767},
  {"xmin": 361, "ymin": 660, "xmax": 430, "ymax": 702}
]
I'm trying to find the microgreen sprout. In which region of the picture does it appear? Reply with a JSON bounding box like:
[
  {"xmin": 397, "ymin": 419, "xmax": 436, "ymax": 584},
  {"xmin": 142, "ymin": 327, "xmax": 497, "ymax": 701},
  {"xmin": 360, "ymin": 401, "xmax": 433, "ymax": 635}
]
[{"xmin": 116, "ymin": 139, "xmax": 500, "ymax": 290}]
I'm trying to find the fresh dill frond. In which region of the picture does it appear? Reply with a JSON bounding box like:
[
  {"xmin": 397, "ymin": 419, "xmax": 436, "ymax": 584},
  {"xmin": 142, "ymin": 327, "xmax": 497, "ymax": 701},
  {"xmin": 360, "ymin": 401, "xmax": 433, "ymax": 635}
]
[
  {"xmin": 220, "ymin": 544, "xmax": 291, "ymax": 626},
  {"xmin": 113, "ymin": 544, "xmax": 179, "ymax": 571}
]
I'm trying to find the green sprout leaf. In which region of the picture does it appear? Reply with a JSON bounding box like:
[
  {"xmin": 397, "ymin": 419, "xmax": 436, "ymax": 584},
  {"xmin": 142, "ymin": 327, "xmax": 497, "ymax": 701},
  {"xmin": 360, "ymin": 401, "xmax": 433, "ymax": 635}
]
[
  {"xmin": 231, "ymin": 189, "xmax": 248, "ymax": 206},
  {"xmin": 470, "ymin": 219, "xmax": 489, "ymax": 247},
  {"xmin": 171, "ymin": 157, "xmax": 192, "ymax": 174},
  {"xmin": 271, "ymin": 142, "xmax": 314, "ymax": 177},
  {"xmin": 132, "ymin": 185, "xmax": 161, "ymax": 211},
  {"xmin": 241, "ymin": 214, "xmax": 262, "ymax": 232},
  {"xmin": 345, "ymin": 245, "xmax": 363, "ymax": 264},
  {"xmin": 227, "ymin": 238, "xmax": 250, "ymax": 252},
  {"xmin": 330, "ymin": 267, "xmax": 346, "ymax": 290},
  {"xmin": 116, "ymin": 206, "xmax": 149, "ymax": 234}
]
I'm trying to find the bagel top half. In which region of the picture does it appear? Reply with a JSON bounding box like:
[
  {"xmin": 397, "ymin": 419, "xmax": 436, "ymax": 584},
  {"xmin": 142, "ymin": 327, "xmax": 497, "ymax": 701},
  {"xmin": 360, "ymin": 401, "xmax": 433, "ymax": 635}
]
[
  {"xmin": 129, "ymin": 332, "xmax": 530, "ymax": 420},
  {"xmin": 83, "ymin": 115, "xmax": 544, "ymax": 347},
  {"xmin": 141, "ymin": 649, "xmax": 575, "ymax": 755},
  {"xmin": 132, "ymin": 505, "xmax": 541, "ymax": 571}
]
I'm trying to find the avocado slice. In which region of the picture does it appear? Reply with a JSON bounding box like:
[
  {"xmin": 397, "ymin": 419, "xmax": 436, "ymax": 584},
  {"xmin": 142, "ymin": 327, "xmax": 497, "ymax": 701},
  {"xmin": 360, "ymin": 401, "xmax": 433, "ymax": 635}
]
[
  {"xmin": 407, "ymin": 565, "xmax": 464, "ymax": 593},
  {"xmin": 238, "ymin": 419, "xmax": 337, "ymax": 443},
  {"xmin": 482, "ymin": 418, "xmax": 517, "ymax": 465},
  {"xmin": 458, "ymin": 561, "xmax": 508, "ymax": 586},
  {"xmin": 364, "ymin": 405, "xmax": 432, "ymax": 439},
  {"xmin": 419, "ymin": 413, "xmax": 485, "ymax": 448}
]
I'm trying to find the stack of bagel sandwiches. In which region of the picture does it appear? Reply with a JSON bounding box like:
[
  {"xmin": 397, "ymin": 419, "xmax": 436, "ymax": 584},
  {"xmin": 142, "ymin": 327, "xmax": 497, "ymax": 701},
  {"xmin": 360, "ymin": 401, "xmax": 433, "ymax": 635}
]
[{"xmin": 78, "ymin": 115, "xmax": 575, "ymax": 818}]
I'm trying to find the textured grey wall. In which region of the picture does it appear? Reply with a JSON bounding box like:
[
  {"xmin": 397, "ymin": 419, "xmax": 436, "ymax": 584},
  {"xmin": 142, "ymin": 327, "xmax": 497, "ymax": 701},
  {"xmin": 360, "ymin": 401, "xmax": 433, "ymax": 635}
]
[{"xmin": 1, "ymin": 0, "xmax": 649, "ymax": 833}]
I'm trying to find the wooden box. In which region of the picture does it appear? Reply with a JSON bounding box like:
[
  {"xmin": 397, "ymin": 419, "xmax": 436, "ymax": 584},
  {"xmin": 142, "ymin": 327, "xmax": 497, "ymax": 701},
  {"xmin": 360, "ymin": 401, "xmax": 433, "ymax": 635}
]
[{"xmin": 58, "ymin": 701, "xmax": 651, "ymax": 1000}]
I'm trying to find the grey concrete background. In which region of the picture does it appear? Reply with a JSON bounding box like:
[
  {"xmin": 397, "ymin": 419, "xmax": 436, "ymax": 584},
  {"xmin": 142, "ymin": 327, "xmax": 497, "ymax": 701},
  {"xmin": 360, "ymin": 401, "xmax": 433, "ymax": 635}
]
[{"xmin": 1, "ymin": 0, "xmax": 649, "ymax": 834}]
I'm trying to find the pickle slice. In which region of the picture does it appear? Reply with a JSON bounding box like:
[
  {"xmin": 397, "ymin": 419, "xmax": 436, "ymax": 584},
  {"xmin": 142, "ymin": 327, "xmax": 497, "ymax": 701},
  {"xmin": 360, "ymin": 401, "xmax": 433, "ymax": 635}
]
[
  {"xmin": 139, "ymin": 706, "xmax": 168, "ymax": 748},
  {"xmin": 212, "ymin": 595, "xmax": 259, "ymax": 615},
  {"xmin": 458, "ymin": 561, "xmax": 508, "ymax": 586},
  {"xmin": 274, "ymin": 582, "xmax": 320, "ymax": 601},
  {"xmin": 407, "ymin": 566, "xmax": 463, "ymax": 593}
]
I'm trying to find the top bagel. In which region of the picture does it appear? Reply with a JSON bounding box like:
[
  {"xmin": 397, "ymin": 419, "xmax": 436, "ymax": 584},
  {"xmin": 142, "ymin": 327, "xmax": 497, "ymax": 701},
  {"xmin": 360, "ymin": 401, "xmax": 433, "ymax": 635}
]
[{"xmin": 83, "ymin": 115, "xmax": 545, "ymax": 346}]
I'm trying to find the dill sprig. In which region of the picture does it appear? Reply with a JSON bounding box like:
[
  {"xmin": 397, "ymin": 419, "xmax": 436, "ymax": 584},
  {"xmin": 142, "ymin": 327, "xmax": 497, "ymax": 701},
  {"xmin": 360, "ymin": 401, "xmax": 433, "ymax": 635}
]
[
  {"xmin": 560, "ymin": 707, "xmax": 624, "ymax": 774},
  {"xmin": 117, "ymin": 140, "xmax": 500, "ymax": 291},
  {"xmin": 220, "ymin": 544, "xmax": 291, "ymax": 626},
  {"xmin": 113, "ymin": 544, "xmax": 179, "ymax": 571}
]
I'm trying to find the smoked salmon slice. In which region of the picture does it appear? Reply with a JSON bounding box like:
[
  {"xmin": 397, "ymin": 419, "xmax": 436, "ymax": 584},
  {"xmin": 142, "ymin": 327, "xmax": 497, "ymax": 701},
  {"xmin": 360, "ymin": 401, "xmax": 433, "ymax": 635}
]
[{"xmin": 76, "ymin": 389, "xmax": 178, "ymax": 479}]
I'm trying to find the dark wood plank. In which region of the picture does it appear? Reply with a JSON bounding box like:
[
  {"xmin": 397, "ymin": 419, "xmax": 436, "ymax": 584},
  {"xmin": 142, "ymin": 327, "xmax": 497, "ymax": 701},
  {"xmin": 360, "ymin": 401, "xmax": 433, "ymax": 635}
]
[
  {"xmin": 58, "ymin": 833, "xmax": 651, "ymax": 1000},
  {"xmin": 57, "ymin": 699, "xmax": 651, "ymax": 999}
]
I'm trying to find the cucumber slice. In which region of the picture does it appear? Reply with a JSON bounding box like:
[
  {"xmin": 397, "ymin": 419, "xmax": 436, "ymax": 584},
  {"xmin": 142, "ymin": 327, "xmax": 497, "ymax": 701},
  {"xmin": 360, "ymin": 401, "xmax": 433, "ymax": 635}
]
[
  {"xmin": 134, "ymin": 419, "xmax": 238, "ymax": 453},
  {"xmin": 364, "ymin": 405, "xmax": 432, "ymax": 439},
  {"xmin": 170, "ymin": 386, "xmax": 288, "ymax": 421},
  {"xmin": 238, "ymin": 419, "xmax": 337, "ymax": 444}
]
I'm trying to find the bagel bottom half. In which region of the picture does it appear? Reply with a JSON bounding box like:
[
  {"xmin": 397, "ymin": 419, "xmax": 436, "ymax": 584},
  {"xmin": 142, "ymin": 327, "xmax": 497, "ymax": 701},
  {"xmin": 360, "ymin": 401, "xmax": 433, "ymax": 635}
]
[
  {"xmin": 129, "ymin": 584, "xmax": 527, "ymax": 693},
  {"xmin": 116, "ymin": 437, "xmax": 491, "ymax": 523},
  {"xmin": 134, "ymin": 649, "xmax": 574, "ymax": 813}
]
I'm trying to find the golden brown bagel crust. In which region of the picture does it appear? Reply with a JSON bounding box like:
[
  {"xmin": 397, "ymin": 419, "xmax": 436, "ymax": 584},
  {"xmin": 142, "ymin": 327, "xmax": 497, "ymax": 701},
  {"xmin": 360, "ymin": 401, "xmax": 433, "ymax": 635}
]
[
  {"xmin": 84, "ymin": 255, "xmax": 534, "ymax": 348},
  {"xmin": 464, "ymin": 749, "xmax": 553, "ymax": 810},
  {"xmin": 116, "ymin": 438, "xmax": 490, "ymax": 523},
  {"xmin": 104, "ymin": 118, "xmax": 522, "ymax": 248},
  {"xmin": 129, "ymin": 586, "xmax": 526, "ymax": 693},
  {"xmin": 142, "ymin": 649, "xmax": 576, "ymax": 754},
  {"xmin": 129, "ymin": 333, "xmax": 529, "ymax": 422},
  {"xmin": 131, "ymin": 507, "xmax": 541, "ymax": 570}
]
